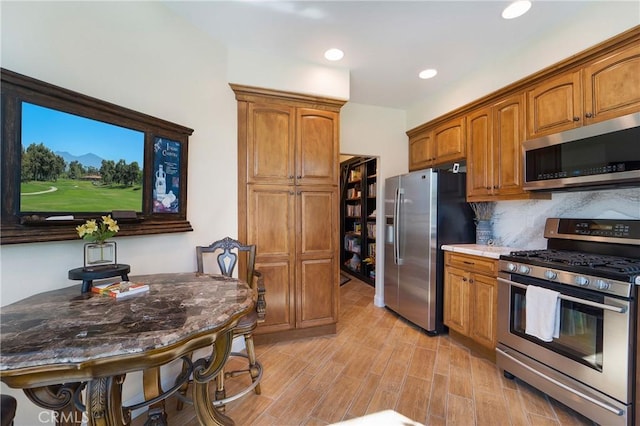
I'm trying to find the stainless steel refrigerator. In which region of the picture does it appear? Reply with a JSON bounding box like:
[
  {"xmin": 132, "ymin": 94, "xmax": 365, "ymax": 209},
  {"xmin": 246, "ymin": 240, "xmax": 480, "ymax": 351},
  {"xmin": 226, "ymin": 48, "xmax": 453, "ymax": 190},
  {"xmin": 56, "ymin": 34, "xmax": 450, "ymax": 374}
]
[{"xmin": 384, "ymin": 168, "xmax": 474, "ymax": 334}]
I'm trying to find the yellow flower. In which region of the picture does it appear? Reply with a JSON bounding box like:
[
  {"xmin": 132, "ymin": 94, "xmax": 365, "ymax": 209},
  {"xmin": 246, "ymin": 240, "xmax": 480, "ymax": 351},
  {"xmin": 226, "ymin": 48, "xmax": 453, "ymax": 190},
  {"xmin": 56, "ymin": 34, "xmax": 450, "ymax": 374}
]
[
  {"xmin": 76, "ymin": 215, "xmax": 119, "ymax": 243},
  {"xmin": 84, "ymin": 219, "xmax": 98, "ymax": 235},
  {"xmin": 76, "ymin": 223, "xmax": 88, "ymax": 238},
  {"xmin": 102, "ymin": 215, "xmax": 120, "ymax": 233}
]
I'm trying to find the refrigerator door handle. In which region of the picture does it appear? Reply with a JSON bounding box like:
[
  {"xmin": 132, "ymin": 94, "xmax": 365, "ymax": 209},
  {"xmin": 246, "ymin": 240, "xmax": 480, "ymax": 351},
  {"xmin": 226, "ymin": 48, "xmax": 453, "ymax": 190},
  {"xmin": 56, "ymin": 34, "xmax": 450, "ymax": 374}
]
[
  {"xmin": 395, "ymin": 187, "xmax": 403, "ymax": 265},
  {"xmin": 393, "ymin": 187, "xmax": 399, "ymax": 264}
]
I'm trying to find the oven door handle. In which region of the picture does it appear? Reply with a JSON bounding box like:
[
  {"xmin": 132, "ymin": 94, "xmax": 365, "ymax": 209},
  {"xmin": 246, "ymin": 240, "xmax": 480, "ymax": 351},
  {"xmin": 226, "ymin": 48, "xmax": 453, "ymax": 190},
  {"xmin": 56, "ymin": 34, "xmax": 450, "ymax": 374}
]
[
  {"xmin": 496, "ymin": 346, "xmax": 625, "ymax": 417},
  {"xmin": 497, "ymin": 278, "xmax": 627, "ymax": 314}
]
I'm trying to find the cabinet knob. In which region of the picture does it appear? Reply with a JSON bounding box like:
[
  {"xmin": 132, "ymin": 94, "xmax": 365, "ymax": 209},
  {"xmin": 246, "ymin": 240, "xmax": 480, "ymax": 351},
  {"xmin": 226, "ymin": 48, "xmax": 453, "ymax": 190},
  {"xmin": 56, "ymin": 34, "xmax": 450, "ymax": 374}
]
[
  {"xmin": 469, "ymin": 279, "xmax": 474, "ymax": 284},
  {"xmin": 585, "ymin": 112, "xmax": 593, "ymax": 118},
  {"xmin": 289, "ymin": 175, "xmax": 294, "ymax": 179},
  {"xmin": 573, "ymin": 116, "xmax": 580, "ymax": 122},
  {"xmin": 463, "ymin": 277, "xmax": 468, "ymax": 282},
  {"xmin": 493, "ymin": 185, "xmax": 498, "ymax": 189},
  {"xmin": 486, "ymin": 186, "xmax": 491, "ymax": 190},
  {"xmin": 296, "ymin": 175, "xmax": 302, "ymax": 179}
]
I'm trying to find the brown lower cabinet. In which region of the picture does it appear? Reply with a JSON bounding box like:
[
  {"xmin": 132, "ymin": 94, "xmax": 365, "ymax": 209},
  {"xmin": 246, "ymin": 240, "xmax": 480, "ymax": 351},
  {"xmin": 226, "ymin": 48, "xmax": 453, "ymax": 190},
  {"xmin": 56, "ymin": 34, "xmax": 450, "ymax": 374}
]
[{"xmin": 443, "ymin": 252, "xmax": 498, "ymax": 351}]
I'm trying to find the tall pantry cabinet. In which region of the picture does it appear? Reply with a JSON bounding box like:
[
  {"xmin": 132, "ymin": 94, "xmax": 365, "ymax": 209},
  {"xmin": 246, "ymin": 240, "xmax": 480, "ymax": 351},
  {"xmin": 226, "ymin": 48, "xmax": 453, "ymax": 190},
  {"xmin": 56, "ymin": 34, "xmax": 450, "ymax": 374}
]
[{"xmin": 231, "ymin": 84, "xmax": 346, "ymax": 343}]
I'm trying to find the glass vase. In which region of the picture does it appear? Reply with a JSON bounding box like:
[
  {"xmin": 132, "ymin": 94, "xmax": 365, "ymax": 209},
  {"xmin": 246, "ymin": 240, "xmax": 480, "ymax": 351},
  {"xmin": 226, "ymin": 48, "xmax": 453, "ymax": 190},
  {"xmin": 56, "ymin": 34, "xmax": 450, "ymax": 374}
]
[{"xmin": 84, "ymin": 241, "xmax": 117, "ymax": 270}]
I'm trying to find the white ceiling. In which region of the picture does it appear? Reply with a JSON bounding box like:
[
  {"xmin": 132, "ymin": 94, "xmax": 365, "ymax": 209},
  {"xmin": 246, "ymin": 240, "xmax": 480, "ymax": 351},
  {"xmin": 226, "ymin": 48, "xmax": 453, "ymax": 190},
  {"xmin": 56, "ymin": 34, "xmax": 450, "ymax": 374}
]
[{"xmin": 163, "ymin": 1, "xmax": 640, "ymax": 110}]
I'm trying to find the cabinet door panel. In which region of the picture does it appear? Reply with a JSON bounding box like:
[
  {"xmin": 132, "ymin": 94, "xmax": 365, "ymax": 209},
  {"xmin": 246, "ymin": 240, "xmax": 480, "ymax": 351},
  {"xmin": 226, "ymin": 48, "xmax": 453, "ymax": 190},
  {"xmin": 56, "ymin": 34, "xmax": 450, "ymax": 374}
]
[
  {"xmin": 297, "ymin": 258, "xmax": 336, "ymax": 327},
  {"xmin": 296, "ymin": 109, "xmax": 339, "ymax": 186},
  {"xmin": 434, "ymin": 117, "xmax": 466, "ymax": 164},
  {"xmin": 255, "ymin": 260, "xmax": 295, "ymax": 332},
  {"xmin": 493, "ymin": 94, "xmax": 525, "ymax": 194},
  {"xmin": 470, "ymin": 273, "xmax": 497, "ymax": 349},
  {"xmin": 298, "ymin": 186, "xmax": 337, "ymax": 256},
  {"xmin": 527, "ymin": 71, "xmax": 582, "ymax": 139},
  {"xmin": 408, "ymin": 130, "xmax": 434, "ymax": 171},
  {"xmin": 247, "ymin": 185, "xmax": 296, "ymax": 334},
  {"xmin": 247, "ymin": 185, "xmax": 295, "ymax": 257},
  {"xmin": 248, "ymin": 103, "xmax": 295, "ymax": 184},
  {"xmin": 297, "ymin": 186, "xmax": 338, "ymax": 328},
  {"xmin": 584, "ymin": 43, "xmax": 640, "ymax": 124},
  {"xmin": 466, "ymin": 108, "xmax": 492, "ymax": 198},
  {"xmin": 443, "ymin": 266, "xmax": 469, "ymax": 335}
]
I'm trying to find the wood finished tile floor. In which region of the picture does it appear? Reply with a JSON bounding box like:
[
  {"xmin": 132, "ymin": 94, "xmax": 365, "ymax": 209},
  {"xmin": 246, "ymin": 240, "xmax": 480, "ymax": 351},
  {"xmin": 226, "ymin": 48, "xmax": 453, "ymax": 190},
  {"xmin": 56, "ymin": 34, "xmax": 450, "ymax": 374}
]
[{"xmin": 133, "ymin": 274, "xmax": 597, "ymax": 426}]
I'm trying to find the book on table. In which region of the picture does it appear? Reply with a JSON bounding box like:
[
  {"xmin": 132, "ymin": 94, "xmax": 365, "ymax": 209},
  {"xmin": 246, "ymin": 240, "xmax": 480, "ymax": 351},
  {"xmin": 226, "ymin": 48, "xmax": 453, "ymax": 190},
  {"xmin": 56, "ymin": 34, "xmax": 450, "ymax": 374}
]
[{"xmin": 91, "ymin": 281, "xmax": 149, "ymax": 298}]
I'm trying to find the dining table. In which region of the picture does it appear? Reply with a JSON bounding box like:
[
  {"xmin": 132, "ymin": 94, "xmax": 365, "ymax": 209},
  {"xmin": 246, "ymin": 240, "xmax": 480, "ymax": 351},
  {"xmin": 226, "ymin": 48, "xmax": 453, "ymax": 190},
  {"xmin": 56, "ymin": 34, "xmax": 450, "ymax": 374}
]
[{"xmin": 0, "ymin": 272, "xmax": 254, "ymax": 426}]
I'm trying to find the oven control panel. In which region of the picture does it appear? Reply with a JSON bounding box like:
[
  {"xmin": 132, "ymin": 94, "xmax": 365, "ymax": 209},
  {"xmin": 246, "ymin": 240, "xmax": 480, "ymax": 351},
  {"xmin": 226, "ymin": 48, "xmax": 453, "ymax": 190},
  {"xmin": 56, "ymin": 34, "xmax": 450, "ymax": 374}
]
[
  {"xmin": 499, "ymin": 260, "xmax": 632, "ymax": 299},
  {"xmin": 544, "ymin": 218, "xmax": 640, "ymax": 244}
]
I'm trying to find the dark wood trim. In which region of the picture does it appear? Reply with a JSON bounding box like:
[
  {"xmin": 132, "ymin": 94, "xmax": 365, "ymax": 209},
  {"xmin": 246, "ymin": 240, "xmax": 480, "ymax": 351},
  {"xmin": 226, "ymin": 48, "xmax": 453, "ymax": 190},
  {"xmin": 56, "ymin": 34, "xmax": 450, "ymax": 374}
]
[{"xmin": 1, "ymin": 68, "xmax": 194, "ymax": 244}]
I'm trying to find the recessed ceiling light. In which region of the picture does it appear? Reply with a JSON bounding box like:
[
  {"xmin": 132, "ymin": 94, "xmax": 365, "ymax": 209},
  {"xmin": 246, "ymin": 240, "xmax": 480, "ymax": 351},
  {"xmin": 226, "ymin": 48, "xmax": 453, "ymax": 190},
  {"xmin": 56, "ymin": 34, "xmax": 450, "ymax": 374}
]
[
  {"xmin": 502, "ymin": 0, "xmax": 532, "ymax": 19},
  {"xmin": 419, "ymin": 69, "xmax": 438, "ymax": 79},
  {"xmin": 324, "ymin": 48, "xmax": 344, "ymax": 61}
]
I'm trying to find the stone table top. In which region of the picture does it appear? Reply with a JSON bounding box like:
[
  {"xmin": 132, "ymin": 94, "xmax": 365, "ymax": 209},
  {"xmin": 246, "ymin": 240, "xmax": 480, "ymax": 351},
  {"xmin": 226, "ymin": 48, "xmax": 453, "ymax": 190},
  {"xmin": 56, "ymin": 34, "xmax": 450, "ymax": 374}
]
[{"xmin": 0, "ymin": 272, "xmax": 253, "ymax": 376}]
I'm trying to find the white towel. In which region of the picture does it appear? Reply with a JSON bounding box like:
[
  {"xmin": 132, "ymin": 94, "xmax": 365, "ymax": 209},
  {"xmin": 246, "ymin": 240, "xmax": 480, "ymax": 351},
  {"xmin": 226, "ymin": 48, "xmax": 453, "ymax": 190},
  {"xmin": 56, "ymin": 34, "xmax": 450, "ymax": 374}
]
[{"xmin": 525, "ymin": 285, "xmax": 560, "ymax": 342}]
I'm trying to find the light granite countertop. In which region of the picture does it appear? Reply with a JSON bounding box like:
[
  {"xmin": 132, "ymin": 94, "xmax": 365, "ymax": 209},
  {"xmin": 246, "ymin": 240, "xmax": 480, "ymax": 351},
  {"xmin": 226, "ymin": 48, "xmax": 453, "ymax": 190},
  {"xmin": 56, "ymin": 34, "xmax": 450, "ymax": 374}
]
[{"xmin": 441, "ymin": 244, "xmax": 520, "ymax": 259}]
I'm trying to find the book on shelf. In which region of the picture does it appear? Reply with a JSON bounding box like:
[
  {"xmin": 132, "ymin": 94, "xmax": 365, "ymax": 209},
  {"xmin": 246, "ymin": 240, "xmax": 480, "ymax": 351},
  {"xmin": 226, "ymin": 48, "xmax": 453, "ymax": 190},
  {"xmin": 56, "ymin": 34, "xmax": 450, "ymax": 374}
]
[
  {"xmin": 346, "ymin": 204, "xmax": 361, "ymax": 217},
  {"xmin": 92, "ymin": 281, "xmax": 149, "ymax": 299},
  {"xmin": 366, "ymin": 222, "xmax": 376, "ymax": 238}
]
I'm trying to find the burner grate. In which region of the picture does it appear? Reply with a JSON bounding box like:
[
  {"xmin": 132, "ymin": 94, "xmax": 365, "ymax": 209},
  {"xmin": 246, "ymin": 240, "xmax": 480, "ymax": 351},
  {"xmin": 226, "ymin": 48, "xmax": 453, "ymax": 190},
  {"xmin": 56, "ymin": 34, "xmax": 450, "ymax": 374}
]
[{"xmin": 507, "ymin": 249, "xmax": 640, "ymax": 276}]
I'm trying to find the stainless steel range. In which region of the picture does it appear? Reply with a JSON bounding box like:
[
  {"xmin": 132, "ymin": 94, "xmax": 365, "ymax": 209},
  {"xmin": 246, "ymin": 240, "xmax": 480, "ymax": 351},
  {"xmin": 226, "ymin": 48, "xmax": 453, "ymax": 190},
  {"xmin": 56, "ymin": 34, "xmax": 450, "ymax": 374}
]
[{"xmin": 496, "ymin": 218, "xmax": 640, "ymax": 426}]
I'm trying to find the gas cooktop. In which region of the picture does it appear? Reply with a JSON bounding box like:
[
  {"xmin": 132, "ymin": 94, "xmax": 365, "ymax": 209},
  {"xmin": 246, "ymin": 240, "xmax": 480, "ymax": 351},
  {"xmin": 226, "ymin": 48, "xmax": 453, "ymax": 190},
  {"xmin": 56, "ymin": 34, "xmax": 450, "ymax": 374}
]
[
  {"xmin": 499, "ymin": 218, "xmax": 640, "ymax": 289},
  {"xmin": 503, "ymin": 249, "xmax": 640, "ymax": 281}
]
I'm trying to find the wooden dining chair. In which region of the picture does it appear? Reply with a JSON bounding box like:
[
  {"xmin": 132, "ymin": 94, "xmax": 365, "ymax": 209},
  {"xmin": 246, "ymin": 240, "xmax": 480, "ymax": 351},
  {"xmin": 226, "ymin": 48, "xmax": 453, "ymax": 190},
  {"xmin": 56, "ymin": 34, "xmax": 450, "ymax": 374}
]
[
  {"xmin": 1, "ymin": 395, "xmax": 16, "ymax": 426},
  {"xmin": 193, "ymin": 237, "xmax": 265, "ymax": 408}
]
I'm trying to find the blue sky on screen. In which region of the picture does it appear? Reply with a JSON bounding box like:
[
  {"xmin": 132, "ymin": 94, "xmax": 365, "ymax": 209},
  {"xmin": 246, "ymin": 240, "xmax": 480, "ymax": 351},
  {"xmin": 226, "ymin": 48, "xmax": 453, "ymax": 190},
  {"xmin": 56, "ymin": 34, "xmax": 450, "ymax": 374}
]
[{"xmin": 21, "ymin": 102, "xmax": 144, "ymax": 165}]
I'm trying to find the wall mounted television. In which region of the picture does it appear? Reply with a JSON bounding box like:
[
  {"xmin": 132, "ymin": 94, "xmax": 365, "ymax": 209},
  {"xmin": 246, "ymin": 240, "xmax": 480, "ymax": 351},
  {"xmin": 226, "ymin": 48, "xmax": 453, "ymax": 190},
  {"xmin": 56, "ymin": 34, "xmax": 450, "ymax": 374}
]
[{"xmin": 1, "ymin": 68, "xmax": 194, "ymax": 244}]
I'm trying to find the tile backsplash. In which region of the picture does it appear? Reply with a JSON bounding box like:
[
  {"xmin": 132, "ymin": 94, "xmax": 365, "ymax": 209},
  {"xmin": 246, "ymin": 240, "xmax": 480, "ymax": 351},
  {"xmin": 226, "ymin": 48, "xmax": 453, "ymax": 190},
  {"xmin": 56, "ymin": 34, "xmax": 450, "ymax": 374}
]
[{"xmin": 490, "ymin": 187, "xmax": 640, "ymax": 249}]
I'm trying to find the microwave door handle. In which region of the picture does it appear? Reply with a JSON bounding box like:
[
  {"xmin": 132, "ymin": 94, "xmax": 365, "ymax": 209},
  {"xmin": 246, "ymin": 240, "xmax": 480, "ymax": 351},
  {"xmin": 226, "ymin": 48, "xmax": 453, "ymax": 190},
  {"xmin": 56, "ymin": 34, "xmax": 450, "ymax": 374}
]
[{"xmin": 497, "ymin": 278, "xmax": 627, "ymax": 314}]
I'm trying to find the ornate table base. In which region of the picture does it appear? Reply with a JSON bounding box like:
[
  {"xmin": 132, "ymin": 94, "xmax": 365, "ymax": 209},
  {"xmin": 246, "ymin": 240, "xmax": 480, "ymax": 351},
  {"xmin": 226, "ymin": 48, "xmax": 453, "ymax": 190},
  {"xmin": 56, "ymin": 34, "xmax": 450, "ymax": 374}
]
[{"xmin": 21, "ymin": 331, "xmax": 235, "ymax": 426}]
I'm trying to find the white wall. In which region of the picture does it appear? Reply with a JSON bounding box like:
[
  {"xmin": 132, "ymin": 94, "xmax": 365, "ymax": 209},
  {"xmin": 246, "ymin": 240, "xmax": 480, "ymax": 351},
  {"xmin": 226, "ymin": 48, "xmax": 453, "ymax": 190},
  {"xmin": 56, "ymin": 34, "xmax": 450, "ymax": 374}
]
[
  {"xmin": 227, "ymin": 47, "xmax": 350, "ymax": 100},
  {"xmin": 340, "ymin": 103, "xmax": 408, "ymax": 306}
]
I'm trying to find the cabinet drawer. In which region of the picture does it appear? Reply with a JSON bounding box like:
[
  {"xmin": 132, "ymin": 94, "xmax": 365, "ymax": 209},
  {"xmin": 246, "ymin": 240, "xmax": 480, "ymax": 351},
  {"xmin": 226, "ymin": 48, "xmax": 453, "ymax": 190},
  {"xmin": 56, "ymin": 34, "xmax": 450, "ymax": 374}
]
[{"xmin": 445, "ymin": 252, "xmax": 498, "ymax": 276}]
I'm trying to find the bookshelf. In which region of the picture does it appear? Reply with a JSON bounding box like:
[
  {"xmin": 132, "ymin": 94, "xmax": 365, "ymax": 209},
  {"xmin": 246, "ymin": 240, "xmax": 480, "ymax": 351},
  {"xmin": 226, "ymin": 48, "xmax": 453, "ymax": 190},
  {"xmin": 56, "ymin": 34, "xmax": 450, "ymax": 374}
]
[{"xmin": 340, "ymin": 157, "xmax": 376, "ymax": 285}]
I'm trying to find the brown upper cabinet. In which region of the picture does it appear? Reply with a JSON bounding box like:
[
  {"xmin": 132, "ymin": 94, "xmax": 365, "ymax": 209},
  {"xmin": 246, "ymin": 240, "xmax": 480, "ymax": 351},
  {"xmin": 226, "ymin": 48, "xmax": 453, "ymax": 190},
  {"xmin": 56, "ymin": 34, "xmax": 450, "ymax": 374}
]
[
  {"xmin": 467, "ymin": 94, "xmax": 549, "ymax": 201},
  {"xmin": 408, "ymin": 26, "xmax": 639, "ymax": 201},
  {"xmin": 527, "ymin": 41, "xmax": 640, "ymax": 139},
  {"xmin": 245, "ymin": 103, "xmax": 339, "ymax": 186},
  {"xmin": 408, "ymin": 129, "xmax": 434, "ymax": 171},
  {"xmin": 408, "ymin": 116, "xmax": 465, "ymax": 171},
  {"xmin": 583, "ymin": 43, "xmax": 640, "ymax": 124}
]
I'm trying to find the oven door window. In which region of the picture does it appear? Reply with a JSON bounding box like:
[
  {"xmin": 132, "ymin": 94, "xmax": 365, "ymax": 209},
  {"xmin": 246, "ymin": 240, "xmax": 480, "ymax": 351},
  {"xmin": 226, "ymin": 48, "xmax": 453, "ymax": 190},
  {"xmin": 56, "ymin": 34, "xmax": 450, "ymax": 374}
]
[{"xmin": 510, "ymin": 285, "xmax": 604, "ymax": 372}]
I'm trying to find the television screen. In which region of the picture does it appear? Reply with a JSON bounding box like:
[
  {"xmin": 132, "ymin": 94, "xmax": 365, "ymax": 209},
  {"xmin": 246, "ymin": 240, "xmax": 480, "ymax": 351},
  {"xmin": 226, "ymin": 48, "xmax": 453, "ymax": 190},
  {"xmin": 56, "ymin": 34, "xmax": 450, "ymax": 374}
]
[{"xmin": 20, "ymin": 102, "xmax": 145, "ymax": 214}]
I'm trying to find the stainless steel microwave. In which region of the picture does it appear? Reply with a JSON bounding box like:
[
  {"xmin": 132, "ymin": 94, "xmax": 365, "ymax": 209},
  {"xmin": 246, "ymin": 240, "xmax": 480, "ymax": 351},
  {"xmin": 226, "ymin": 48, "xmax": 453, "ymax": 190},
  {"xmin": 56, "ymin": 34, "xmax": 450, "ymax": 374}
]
[{"xmin": 522, "ymin": 112, "xmax": 640, "ymax": 191}]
